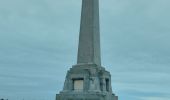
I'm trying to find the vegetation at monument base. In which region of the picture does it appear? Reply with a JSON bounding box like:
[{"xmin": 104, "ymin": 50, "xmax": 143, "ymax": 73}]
[{"xmin": 1, "ymin": 99, "xmax": 8, "ymax": 100}]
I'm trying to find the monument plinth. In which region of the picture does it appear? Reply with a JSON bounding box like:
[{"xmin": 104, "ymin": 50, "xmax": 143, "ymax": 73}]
[{"xmin": 56, "ymin": 0, "xmax": 118, "ymax": 100}]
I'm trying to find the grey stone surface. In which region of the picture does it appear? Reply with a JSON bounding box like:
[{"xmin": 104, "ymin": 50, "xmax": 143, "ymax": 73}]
[
  {"xmin": 56, "ymin": 0, "xmax": 118, "ymax": 99},
  {"xmin": 77, "ymin": 0, "xmax": 101, "ymax": 65},
  {"xmin": 56, "ymin": 64, "xmax": 118, "ymax": 100}
]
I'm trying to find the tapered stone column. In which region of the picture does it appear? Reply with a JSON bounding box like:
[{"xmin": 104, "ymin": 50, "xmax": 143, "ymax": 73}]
[{"xmin": 77, "ymin": 0, "xmax": 101, "ymax": 65}]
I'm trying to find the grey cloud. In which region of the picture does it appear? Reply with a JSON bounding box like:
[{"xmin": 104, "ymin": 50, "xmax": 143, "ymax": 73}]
[{"xmin": 0, "ymin": 0, "xmax": 170, "ymax": 100}]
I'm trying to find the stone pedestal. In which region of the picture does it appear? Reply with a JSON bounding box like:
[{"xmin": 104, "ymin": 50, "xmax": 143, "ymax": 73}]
[{"xmin": 56, "ymin": 64, "xmax": 118, "ymax": 100}]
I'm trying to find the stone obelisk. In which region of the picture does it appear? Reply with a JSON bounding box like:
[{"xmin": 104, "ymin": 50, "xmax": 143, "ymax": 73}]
[
  {"xmin": 56, "ymin": 0, "xmax": 118, "ymax": 100},
  {"xmin": 77, "ymin": 0, "xmax": 101, "ymax": 66}
]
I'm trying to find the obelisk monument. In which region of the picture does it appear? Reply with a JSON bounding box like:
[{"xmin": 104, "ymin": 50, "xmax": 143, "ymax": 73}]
[
  {"xmin": 77, "ymin": 0, "xmax": 101, "ymax": 66},
  {"xmin": 56, "ymin": 0, "xmax": 118, "ymax": 100}
]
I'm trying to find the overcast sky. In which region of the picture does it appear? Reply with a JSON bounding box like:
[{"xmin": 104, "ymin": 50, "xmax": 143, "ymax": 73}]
[{"xmin": 0, "ymin": 0, "xmax": 170, "ymax": 100}]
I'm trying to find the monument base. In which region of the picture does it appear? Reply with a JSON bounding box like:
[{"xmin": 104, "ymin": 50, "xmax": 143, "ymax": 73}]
[
  {"xmin": 56, "ymin": 91, "xmax": 118, "ymax": 100},
  {"xmin": 56, "ymin": 64, "xmax": 118, "ymax": 100}
]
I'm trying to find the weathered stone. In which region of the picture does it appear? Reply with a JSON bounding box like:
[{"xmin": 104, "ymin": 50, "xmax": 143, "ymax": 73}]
[
  {"xmin": 56, "ymin": 64, "xmax": 118, "ymax": 100},
  {"xmin": 77, "ymin": 0, "xmax": 101, "ymax": 65},
  {"xmin": 56, "ymin": 0, "xmax": 118, "ymax": 99}
]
